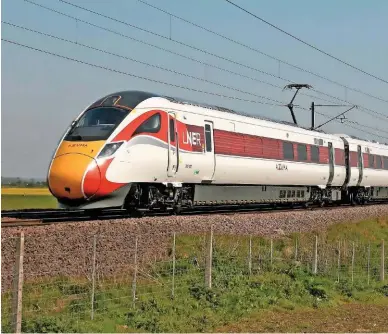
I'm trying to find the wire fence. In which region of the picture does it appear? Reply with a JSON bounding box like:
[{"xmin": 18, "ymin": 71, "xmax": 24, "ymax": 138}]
[{"xmin": 1, "ymin": 229, "xmax": 386, "ymax": 333}]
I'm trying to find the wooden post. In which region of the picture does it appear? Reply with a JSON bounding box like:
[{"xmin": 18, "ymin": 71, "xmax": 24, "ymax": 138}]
[
  {"xmin": 313, "ymin": 235, "xmax": 318, "ymax": 275},
  {"xmin": 294, "ymin": 237, "xmax": 298, "ymax": 261},
  {"xmin": 367, "ymin": 242, "xmax": 371, "ymax": 286},
  {"xmin": 90, "ymin": 235, "xmax": 97, "ymax": 320},
  {"xmin": 205, "ymin": 227, "xmax": 213, "ymax": 289},
  {"xmin": 172, "ymin": 233, "xmax": 176, "ymax": 298},
  {"xmin": 337, "ymin": 241, "xmax": 341, "ymax": 283},
  {"xmin": 248, "ymin": 236, "xmax": 252, "ymax": 275},
  {"xmin": 132, "ymin": 236, "xmax": 138, "ymax": 308},
  {"xmin": 351, "ymin": 241, "xmax": 355, "ymax": 284},
  {"xmin": 381, "ymin": 240, "xmax": 385, "ymax": 282},
  {"xmin": 11, "ymin": 232, "xmax": 25, "ymax": 334}
]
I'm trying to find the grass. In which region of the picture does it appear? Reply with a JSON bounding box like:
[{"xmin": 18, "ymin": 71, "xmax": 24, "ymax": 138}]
[
  {"xmin": 1, "ymin": 187, "xmax": 51, "ymax": 195},
  {"xmin": 1, "ymin": 218, "xmax": 388, "ymax": 333},
  {"xmin": 1, "ymin": 187, "xmax": 57, "ymax": 210},
  {"xmin": 1, "ymin": 195, "xmax": 58, "ymax": 210},
  {"xmin": 215, "ymin": 298, "xmax": 388, "ymax": 333}
]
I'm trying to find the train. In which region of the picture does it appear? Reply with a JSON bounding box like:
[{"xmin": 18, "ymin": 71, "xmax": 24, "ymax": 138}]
[{"xmin": 47, "ymin": 90, "xmax": 388, "ymax": 214}]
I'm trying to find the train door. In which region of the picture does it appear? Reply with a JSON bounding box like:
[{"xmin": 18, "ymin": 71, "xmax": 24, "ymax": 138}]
[
  {"xmin": 167, "ymin": 112, "xmax": 179, "ymax": 177},
  {"xmin": 202, "ymin": 121, "xmax": 216, "ymax": 181},
  {"xmin": 357, "ymin": 145, "xmax": 363, "ymax": 186},
  {"xmin": 327, "ymin": 142, "xmax": 334, "ymax": 185}
]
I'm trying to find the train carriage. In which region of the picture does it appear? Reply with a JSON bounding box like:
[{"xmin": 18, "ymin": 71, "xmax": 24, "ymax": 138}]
[{"xmin": 47, "ymin": 90, "xmax": 388, "ymax": 212}]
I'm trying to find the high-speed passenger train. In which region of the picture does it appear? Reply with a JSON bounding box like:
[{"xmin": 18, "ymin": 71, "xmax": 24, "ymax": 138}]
[{"xmin": 47, "ymin": 90, "xmax": 388, "ymax": 213}]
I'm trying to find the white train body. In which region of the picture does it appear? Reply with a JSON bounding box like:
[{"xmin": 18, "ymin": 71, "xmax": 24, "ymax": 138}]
[{"xmin": 47, "ymin": 91, "xmax": 388, "ymax": 211}]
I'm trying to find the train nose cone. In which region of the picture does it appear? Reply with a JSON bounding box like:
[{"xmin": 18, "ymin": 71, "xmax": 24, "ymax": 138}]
[{"xmin": 48, "ymin": 154, "xmax": 101, "ymax": 199}]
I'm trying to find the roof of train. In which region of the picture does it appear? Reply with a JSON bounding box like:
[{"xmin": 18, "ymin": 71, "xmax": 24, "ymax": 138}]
[{"xmin": 90, "ymin": 90, "xmax": 387, "ymax": 146}]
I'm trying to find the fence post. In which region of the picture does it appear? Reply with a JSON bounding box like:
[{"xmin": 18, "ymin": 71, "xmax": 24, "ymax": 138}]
[
  {"xmin": 381, "ymin": 240, "xmax": 385, "ymax": 282},
  {"xmin": 294, "ymin": 237, "xmax": 298, "ymax": 261},
  {"xmin": 351, "ymin": 241, "xmax": 355, "ymax": 284},
  {"xmin": 90, "ymin": 235, "xmax": 97, "ymax": 320},
  {"xmin": 132, "ymin": 236, "xmax": 138, "ymax": 308},
  {"xmin": 172, "ymin": 232, "xmax": 176, "ymax": 298},
  {"xmin": 367, "ymin": 242, "xmax": 371, "ymax": 285},
  {"xmin": 337, "ymin": 240, "xmax": 341, "ymax": 283},
  {"xmin": 270, "ymin": 238, "xmax": 273, "ymax": 267},
  {"xmin": 313, "ymin": 235, "xmax": 318, "ymax": 275},
  {"xmin": 248, "ymin": 236, "xmax": 252, "ymax": 275},
  {"xmin": 11, "ymin": 232, "xmax": 25, "ymax": 334},
  {"xmin": 205, "ymin": 227, "xmax": 213, "ymax": 289}
]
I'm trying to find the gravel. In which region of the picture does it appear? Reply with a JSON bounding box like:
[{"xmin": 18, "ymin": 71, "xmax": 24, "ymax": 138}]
[{"xmin": 2, "ymin": 204, "xmax": 388, "ymax": 291}]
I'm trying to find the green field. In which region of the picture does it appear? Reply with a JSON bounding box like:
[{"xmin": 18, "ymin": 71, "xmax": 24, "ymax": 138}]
[
  {"xmin": 1, "ymin": 187, "xmax": 57, "ymax": 210},
  {"xmin": 1, "ymin": 218, "xmax": 387, "ymax": 333},
  {"xmin": 1, "ymin": 195, "xmax": 58, "ymax": 210}
]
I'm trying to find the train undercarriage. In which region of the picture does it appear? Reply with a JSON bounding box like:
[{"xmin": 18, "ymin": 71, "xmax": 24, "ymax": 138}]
[{"xmin": 123, "ymin": 183, "xmax": 388, "ymax": 215}]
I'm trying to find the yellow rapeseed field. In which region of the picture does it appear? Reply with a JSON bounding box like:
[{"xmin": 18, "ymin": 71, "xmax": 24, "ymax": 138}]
[{"xmin": 1, "ymin": 187, "xmax": 51, "ymax": 196}]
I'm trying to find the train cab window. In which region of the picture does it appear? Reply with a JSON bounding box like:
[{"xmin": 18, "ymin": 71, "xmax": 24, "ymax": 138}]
[
  {"xmin": 297, "ymin": 144, "xmax": 307, "ymax": 161},
  {"xmin": 205, "ymin": 124, "xmax": 213, "ymax": 152},
  {"xmin": 369, "ymin": 154, "xmax": 375, "ymax": 168},
  {"xmin": 65, "ymin": 107, "xmax": 129, "ymax": 141},
  {"xmin": 133, "ymin": 113, "xmax": 161, "ymax": 135},
  {"xmin": 283, "ymin": 142, "xmax": 294, "ymax": 160},
  {"xmin": 376, "ymin": 156, "xmax": 383, "ymax": 169},
  {"xmin": 169, "ymin": 118, "xmax": 175, "ymax": 142},
  {"xmin": 311, "ymin": 145, "xmax": 320, "ymax": 163}
]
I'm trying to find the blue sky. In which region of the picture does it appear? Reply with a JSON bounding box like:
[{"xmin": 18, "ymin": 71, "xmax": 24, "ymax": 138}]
[{"xmin": 2, "ymin": 0, "xmax": 388, "ymax": 178}]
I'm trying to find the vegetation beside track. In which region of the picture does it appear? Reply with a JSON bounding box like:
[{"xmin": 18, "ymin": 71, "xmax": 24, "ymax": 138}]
[
  {"xmin": 1, "ymin": 195, "xmax": 57, "ymax": 210},
  {"xmin": 1, "ymin": 218, "xmax": 387, "ymax": 333},
  {"xmin": 1, "ymin": 187, "xmax": 51, "ymax": 195},
  {"xmin": 1, "ymin": 187, "xmax": 57, "ymax": 210}
]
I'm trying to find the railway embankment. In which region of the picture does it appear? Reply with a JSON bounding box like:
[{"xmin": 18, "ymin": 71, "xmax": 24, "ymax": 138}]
[{"xmin": 2, "ymin": 204, "xmax": 388, "ymax": 292}]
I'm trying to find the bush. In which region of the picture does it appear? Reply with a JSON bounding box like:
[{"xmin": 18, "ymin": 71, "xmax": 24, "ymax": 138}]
[{"xmin": 22, "ymin": 316, "xmax": 76, "ymax": 333}]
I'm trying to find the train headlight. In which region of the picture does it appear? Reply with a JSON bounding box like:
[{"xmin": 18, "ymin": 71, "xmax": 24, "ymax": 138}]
[{"xmin": 98, "ymin": 142, "xmax": 124, "ymax": 158}]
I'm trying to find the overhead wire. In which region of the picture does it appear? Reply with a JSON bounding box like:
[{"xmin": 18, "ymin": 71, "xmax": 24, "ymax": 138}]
[
  {"xmin": 0, "ymin": 38, "xmax": 283, "ymax": 107},
  {"xmin": 20, "ymin": 0, "xmax": 344, "ymax": 108},
  {"xmin": 12, "ymin": 1, "xmax": 388, "ymax": 139},
  {"xmin": 224, "ymin": 0, "xmax": 388, "ymax": 85},
  {"xmin": 2, "ymin": 21, "xmax": 286, "ymax": 106},
  {"xmin": 3, "ymin": 37, "xmax": 388, "ymax": 141},
  {"xmin": 55, "ymin": 0, "xmax": 388, "ymax": 122},
  {"xmin": 137, "ymin": 0, "xmax": 388, "ymax": 104},
  {"xmin": 24, "ymin": 0, "xmax": 388, "ymax": 123}
]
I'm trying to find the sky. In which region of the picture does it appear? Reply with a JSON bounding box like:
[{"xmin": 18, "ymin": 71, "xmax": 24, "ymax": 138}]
[{"xmin": 2, "ymin": 0, "xmax": 388, "ymax": 178}]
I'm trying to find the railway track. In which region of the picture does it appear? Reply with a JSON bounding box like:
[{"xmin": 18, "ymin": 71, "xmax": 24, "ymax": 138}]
[{"xmin": 3, "ymin": 201, "xmax": 387, "ymax": 228}]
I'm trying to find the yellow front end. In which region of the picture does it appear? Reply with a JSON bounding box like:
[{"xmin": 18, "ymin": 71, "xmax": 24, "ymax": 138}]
[{"xmin": 48, "ymin": 141, "xmax": 105, "ymax": 200}]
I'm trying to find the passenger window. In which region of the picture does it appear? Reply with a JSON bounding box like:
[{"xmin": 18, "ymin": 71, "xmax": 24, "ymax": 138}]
[
  {"xmin": 205, "ymin": 124, "xmax": 212, "ymax": 152},
  {"xmin": 133, "ymin": 113, "xmax": 161, "ymax": 135},
  {"xmin": 283, "ymin": 142, "xmax": 294, "ymax": 160},
  {"xmin": 376, "ymin": 156, "xmax": 382, "ymax": 169},
  {"xmin": 279, "ymin": 190, "xmax": 286, "ymax": 198},
  {"xmin": 301, "ymin": 190, "xmax": 305, "ymax": 197},
  {"xmin": 369, "ymin": 154, "xmax": 375, "ymax": 168},
  {"xmin": 291, "ymin": 190, "xmax": 295, "ymax": 198},
  {"xmin": 384, "ymin": 157, "xmax": 388, "ymax": 170},
  {"xmin": 169, "ymin": 118, "xmax": 175, "ymax": 142},
  {"xmin": 311, "ymin": 145, "xmax": 320, "ymax": 163},
  {"xmin": 296, "ymin": 190, "xmax": 301, "ymax": 198},
  {"xmin": 287, "ymin": 190, "xmax": 292, "ymax": 198},
  {"xmin": 297, "ymin": 144, "xmax": 307, "ymax": 161}
]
